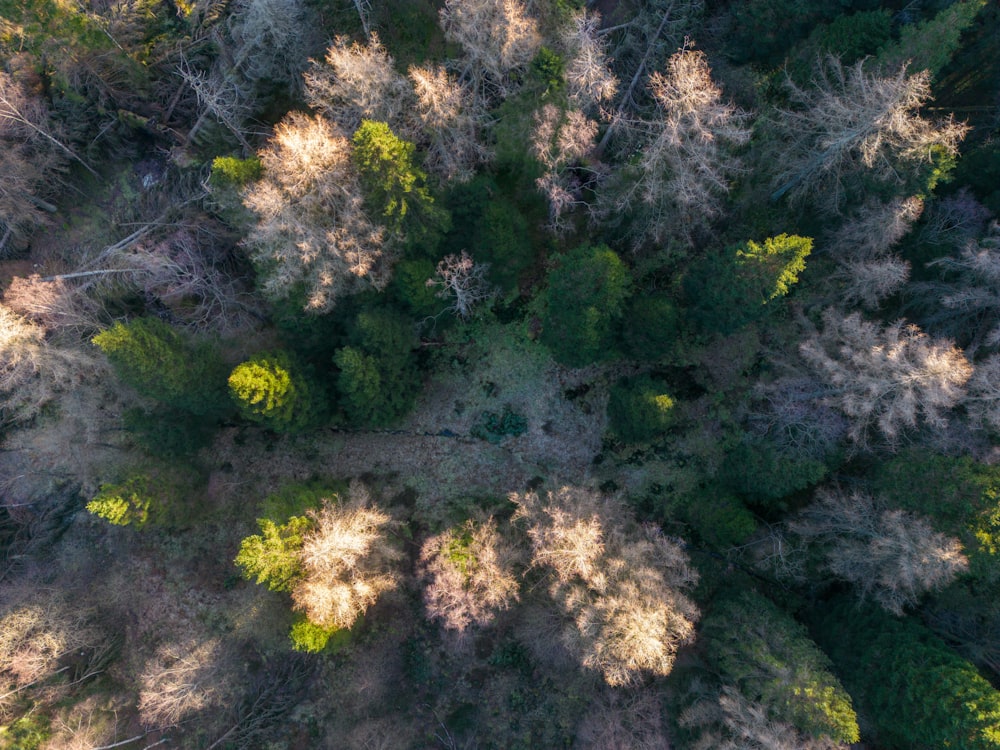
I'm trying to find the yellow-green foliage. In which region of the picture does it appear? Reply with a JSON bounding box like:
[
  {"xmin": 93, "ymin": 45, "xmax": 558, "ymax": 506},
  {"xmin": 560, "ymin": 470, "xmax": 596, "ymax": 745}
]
[
  {"xmin": 228, "ymin": 351, "xmax": 319, "ymax": 432},
  {"xmin": 736, "ymin": 234, "xmax": 812, "ymax": 303},
  {"xmin": 87, "ymin": 476, "xmax": 154, "ymax": 527},
  {"xmin": 210, "ymin": 155, "xmax": 262, "ymax": 186},
  {"xmin": 234, "ymin": 515, "xmax": 313, "ymax": 592}
]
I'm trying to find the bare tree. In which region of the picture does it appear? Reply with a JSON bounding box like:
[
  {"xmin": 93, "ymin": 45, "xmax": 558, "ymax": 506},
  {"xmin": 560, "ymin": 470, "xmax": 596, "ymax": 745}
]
[
  {"xmin": 822, "ymin": 196, "xmax": 924, "ymax": 260},
  {"xmin": 291, "ymin": 483, "xmax": 403, "ymax": 631},
  {"xmin": 419, "ymin": 517, "xmax": 522, "ymax": 632},
  {"xmin": 3, "ymin": 275, "xmax": 104, "ymax": 337},
  {"xmin": 408, "ymin": 64, "xmax": 491, "ymax": 183},
  {"xmin": 425, "ymin": 251, "xmax": 496, "ymax": 319},
  {"xmin": 0, "ymin": 72, "xmax": 97, "ymax": 178},
  {"xmin": 0, "ymin": 74, "xmax": 70, "ymax": 254},
  {"xmin": 439, "ymin": 0, "xmax": 541, "ymax": 103},
  {"xmin": 224, "ymin": 0, "xmax": 317, "ymax": 88},
  {"xmin": 836, "ymin": 256, "xmax": 911, "ymax": 309},
  {"xmin": 791, "ymin": 487, "xmax": 969, "ymax": 615},
  {"xmin": 800, "ymin": 309, "xmax": 973, "ymax": 448},
  {"xmin": 769, "ymin": 57, "xmax": 968, "ymax": 210},
  {"xmin": 178, "ymin": 58, "xmax": 254, "ymax": 154},
  {"xmin": 0, "ymin": 303, "xmax": 101, "ymax": 426},
  {"xmin": 531, "ymin": 105, "xmax": 604, "ymax": 233},
  {"xmin": 137, "ymin": 639, "xmax": 238, "ymax": 729},
  {"xmin": 917, "ymin": 189, "xmax": 992, "ymax": 248},
  {"xmin": 304, "ymin": 34, "xmax": 414, "ymax": 134},
  {"xmin": 563, "ymin": 12, "xmax": 618, "ymax": 113},
  {"xmin": 595, "ymin": 0, "xmax": 705, "ymax": 154},
  {"xmin": 242, "ymin": 112, "xmax": 389, "ymax": 312},
  {"xmin": 912, "ymin": 224, "xmax": 1000, "ymax": 353},
  {"xmin": 576, "ymin": 687, "xmax": 669, "ymax": 750},
  {"xmin": 512, "ymin": 487, "xmax": 699, "ymax": 686},
  {"xmin": 965, "ymin": 355, "xmax": 1000, "ymax": 433},
  {"xmin": 600, "ymin": 47, "xmax": 750, "ymax": 250}
]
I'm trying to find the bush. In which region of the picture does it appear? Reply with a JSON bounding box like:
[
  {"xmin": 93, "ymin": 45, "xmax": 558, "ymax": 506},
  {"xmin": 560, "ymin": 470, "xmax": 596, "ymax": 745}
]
[
  {"xmin": 390, "ymin": 258, "xmax": 441, "ymax": 316},
  {"xmin": 289, "ymin": 617, "xmax": 340, "ymax": 653},
  {"xmin": 541, "ymin": 244, "xmax": 630, "ymax": 367},
  {"xmin": 210, "ymin": 155, "xmax": 262, "ymax": 186},
  {"xmin": 607, "ymin": 375, "xmax": 676, "ymax": 443},
  {"xmin": 471, "ymin": 407, "xmax": 528, "ymax": 443},
  {"xmin": 683, "ymin": 493, "xmax": 758, "ymax": 549}
]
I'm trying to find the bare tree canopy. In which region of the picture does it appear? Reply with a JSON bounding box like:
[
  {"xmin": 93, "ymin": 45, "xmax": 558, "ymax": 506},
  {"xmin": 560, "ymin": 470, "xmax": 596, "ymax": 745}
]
[
  {"xmin": 600, "ymin": 47, "xmax": 750, "ymax": 251},
  {"xmin": 800, "ymin": 309, "xmax": 972, "ymax": 448},
  {"xmin": 512, "ymin": 486, "xmax": 699, "ymax": 686},
  {"xmin": 770, "ymin": 57, "xmax": 968, "ymax": 209},
  {"xmin": 242, "ymin": 112, "xmax": 388, "ymax": 312},
  {"xmin": 791, "ymin": 486, "xmax": 969, "ymax": 615}
]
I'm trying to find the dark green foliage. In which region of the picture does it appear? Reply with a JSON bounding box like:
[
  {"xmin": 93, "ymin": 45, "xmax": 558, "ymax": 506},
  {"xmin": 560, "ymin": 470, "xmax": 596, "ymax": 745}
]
[
  {"xmin": 787, "ymin": 10, "xmax": 892, "ymax": 81},
  {"xmin": 876, "ymin": 0, "xmax": 987, "ymax": 81},
  {"xmin": 540, "ymin": 244, "xmax": 630, "ymax": 367},
  {"xmin": 682, "ymin": 493, "xmax": 758, "ymax": 549},
  {"xmin": 815, "ymin": 597, "xmax": 1000, "ymax": 749},
  {"xmin": 228, "ymin": 351, "xmax": 325, "ymax": 433},
  {"xmin": 621, "ymin": 293, "xmax": 679, "ymax": 362},
  {"xmin": 953, "ymin": 140, "xmax": 1000, "ymax": 216},
  {"xmin": 333, "ymin": 347, "xmax": 385, "ymax": 426},
  {"xmin": 390, "ymin": 258, "xmax": 441, "ymax": 316},
  {"xmin": 123, "ymin": 407, "xmax": 215, "ymax": 458},
  {"xmin": 607, "ymin": 375, "xmax": 677, "ymax": 443},
  {"xmin": 703, "ymin": 590, "xmax": 860, "ymax": 744},
  {"xmin": 723, "ymin": 441, "xmax": 828, "ymax": 510},
  {"xmin": 530, "ymin": 46, "xmax": 565, "ymax": 95},
  {"xmin": 728, "ymin": 0, "xmax": 877, "ymax": 66},
  {"xmin": 471, "ymin": 406, "xmax": 528, "ymax": 443},
  {"xmin": 444, "ymin": 177, "xmax": 535, "ymax": 294},
  {"xmin": 685, "ymin": 235, "xmax": 811, "ymax": 335},
  {"xmin": 333, "ymin": 308, "xmax": 421, "ymax": 426},
  {"xmin": 92, "ymin": 318, "xmax": 229, "ymax": 418}
]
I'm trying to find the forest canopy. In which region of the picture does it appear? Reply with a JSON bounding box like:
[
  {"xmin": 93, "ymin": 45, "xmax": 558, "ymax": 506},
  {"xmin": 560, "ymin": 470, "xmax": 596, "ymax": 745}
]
[{"xmin": 2, "ymin": 0, "xmax": 1000, "ymax": 748}]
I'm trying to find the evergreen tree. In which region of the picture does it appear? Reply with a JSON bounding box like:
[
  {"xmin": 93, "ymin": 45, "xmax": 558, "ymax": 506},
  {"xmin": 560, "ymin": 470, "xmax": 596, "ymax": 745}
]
[
  {"xmin": 686, "ymin": 235, "xmax": 811, "ymax": 334},
  {"xmin": 92, "ymin": 317, "xmax": 229, "ymax": 418},
  {"xmin": 351, "ymin": 119, "xmax": 450, "ymax": 245},
  {"xmin": 228, "ymin": 351, "xmax": 324, "ymax": 433},
  {"xmin": 702, "ymin": 589, "xmax": 860, "ymax": 744},
  {"xmin": 333, "ymin": 308, "xmax": 420, "ymax": 426},
  {"xmin": 815, "ymin": 597, "xmax": 1000, "ymax": 749}
]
